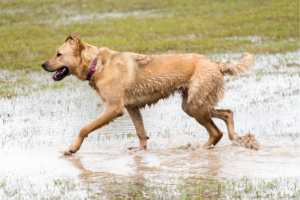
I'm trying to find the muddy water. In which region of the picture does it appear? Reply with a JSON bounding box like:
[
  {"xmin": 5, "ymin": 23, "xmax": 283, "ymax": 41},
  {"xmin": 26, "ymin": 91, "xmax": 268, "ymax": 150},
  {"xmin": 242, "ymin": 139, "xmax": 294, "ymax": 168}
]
[{"xmin": 0, "ymin": 52, "xmax": 299, "ymax": 192}]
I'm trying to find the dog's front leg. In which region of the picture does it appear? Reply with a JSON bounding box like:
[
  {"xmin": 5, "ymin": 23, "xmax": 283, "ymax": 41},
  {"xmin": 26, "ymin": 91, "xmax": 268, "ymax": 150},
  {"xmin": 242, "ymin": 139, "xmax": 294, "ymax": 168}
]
[
  {"xmin": 126, "ymin": 107, "xmax": 149, "ymax": 150},
  {"xmin": 62, "ymin": 104, "xmax": 124, "ymax": 155}
]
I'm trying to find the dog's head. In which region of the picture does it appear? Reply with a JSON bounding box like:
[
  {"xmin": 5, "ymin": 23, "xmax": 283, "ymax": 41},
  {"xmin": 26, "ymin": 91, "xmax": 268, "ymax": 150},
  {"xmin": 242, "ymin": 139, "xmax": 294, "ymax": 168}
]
[{"xmin": 41, "ymin": 35, "xmax": 89, "ymax": 81}]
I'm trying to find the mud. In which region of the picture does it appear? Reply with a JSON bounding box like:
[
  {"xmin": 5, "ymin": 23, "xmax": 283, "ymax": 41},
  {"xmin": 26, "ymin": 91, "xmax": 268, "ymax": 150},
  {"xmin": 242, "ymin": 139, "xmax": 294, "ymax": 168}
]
[
  {"xmin": 0, "ymin": 52, "xmax": 299, "ymax": 198},
  {"xmin": 232, "ymin": 133, "xmax": 261, "ymax": 150}
]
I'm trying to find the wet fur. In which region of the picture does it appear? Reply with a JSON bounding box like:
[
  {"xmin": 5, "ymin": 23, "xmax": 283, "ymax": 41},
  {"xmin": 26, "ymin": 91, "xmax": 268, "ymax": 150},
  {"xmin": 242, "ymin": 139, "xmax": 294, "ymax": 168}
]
[
  {"xmin": 42, "ymin": 35, "xmax": 258, "ymax": 155},
  {"xmin": 91, "ymin": 52, "xmax": 226, "ymax": 109}
]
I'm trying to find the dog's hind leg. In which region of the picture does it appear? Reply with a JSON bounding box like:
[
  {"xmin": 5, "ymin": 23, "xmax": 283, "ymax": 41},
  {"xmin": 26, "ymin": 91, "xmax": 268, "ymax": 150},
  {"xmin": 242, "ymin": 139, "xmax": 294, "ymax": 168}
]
[
  {"xmin": 185, "ymin": 65, "xmax": 225, "ymax": 147},
  {"xmin": 188, "ymin": 103, "xmax": 223, "ymax": 147},
  {"xmin": 61, "ymin": 104, "xmax": 124, "ymax": 155},
  {"xmin": 210, "ymin": 109, "xmax": 237, "ymax": 141},
  {"xmin": 126, "ymin": 107, "xmax": 149, "ymax": 150},
  {"xmin": 211, "ymin": 109, "xmax": 260, "ymax": 150}
]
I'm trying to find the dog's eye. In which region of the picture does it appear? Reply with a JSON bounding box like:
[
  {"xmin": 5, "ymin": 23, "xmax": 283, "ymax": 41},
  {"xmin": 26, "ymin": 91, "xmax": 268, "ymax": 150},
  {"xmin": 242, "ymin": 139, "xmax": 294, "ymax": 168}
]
[{"xmin": 57, "ymin": 53, "xmax": 62, "ymax": 57}]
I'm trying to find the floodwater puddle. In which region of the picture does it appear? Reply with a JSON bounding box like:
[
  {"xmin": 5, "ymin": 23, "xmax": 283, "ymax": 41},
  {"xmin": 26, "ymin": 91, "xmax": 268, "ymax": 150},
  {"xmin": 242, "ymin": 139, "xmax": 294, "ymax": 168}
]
[{"xmin": 0, "ymin": 52, "xmax": 299, "ymax": 198}]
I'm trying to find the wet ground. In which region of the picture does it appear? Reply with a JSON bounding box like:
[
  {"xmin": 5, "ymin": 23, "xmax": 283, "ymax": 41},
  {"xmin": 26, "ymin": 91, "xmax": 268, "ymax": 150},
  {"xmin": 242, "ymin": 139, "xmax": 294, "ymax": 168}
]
[{"xmin": 0, "ymin": 52, "xmax": 299, "ymax": 199}]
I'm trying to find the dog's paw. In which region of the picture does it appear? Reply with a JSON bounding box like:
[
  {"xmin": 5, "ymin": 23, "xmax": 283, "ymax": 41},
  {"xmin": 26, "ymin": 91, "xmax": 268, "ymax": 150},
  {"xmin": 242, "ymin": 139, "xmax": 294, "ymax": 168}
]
[
  {"xmin": 230, "ymin": 135, "xmax": 243, "ymax": 146},
  {"xmin": 58, "ymin": 149, "xmax": 73, "ymax": 155},
  {"xmin": 127, "ymin": 146, "xmax": 148, "ymax": 150},
  {"xmin": 59, "ymin": 145, "xmax": 78, "ymax": 155},
  {"xmin": 63, "ymin": 149, "xmax": 74, "ymax": 155},
  {"xmin": 205, "ymin": 144, "xmax": 215, "ymax": 149},
  {"xmin": 127, "ymin": 146, "xmax": 139, "ymax": 150}
]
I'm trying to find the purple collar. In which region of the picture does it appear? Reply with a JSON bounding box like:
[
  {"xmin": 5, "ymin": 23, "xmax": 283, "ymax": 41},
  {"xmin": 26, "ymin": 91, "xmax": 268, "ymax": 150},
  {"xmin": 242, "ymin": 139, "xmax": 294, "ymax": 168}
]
[{"xmin": 86, "ymin": 57, "xmax": 98, "ymax": 81}]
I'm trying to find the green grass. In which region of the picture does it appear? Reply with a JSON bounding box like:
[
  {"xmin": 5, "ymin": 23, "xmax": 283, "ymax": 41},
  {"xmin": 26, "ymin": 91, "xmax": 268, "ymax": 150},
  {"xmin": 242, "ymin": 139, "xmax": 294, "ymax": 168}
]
[{"xmin": 0, "ymin": 0, "xmax": 299, "ymax": 72}]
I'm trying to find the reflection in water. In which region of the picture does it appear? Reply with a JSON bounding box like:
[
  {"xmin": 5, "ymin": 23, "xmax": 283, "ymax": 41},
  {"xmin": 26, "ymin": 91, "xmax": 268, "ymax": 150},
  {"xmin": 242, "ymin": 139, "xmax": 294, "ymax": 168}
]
[
  {"xmin": 59, "ymin": 155, "xmax": 118, "ymax": 180},
  {"xmin": 58, "ymin": 144, "xmax": 224, "ymax": 186}
]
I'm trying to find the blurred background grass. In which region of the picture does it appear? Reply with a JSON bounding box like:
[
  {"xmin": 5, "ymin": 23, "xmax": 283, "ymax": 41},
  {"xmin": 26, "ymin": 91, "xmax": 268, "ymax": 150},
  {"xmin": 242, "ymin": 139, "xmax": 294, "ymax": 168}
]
[{"xmin": 0, "ymin": 0, "xmax": 299, "ymax": 71}]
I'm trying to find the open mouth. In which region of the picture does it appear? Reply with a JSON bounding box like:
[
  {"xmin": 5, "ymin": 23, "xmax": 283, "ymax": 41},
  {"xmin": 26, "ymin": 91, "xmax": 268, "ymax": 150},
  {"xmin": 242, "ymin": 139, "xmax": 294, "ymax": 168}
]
[{"xmin": 52, "ymin": 67, "xmax": 69, "ymax": 81}]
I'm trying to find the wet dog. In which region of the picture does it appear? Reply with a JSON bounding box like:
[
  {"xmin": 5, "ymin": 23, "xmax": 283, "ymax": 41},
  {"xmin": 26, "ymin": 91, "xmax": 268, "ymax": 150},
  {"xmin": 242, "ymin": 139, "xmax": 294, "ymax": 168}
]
[{"xmin": 41, "ymin": 35, "xmax": 260, "ymax": 155}]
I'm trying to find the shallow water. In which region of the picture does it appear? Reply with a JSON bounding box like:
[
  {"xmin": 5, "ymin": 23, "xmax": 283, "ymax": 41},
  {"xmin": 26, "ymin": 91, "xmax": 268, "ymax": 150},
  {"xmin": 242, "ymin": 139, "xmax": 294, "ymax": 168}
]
[{"xmin": 0, "ymin": 52, "xmax": 299, "ymax": 198}]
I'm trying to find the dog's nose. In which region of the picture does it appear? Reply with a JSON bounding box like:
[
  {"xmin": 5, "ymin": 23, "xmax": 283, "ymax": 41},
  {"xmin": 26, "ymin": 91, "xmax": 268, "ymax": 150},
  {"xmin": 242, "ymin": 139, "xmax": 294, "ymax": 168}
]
[{"xmin": 41, "ymin": 62, "xmax": 46, "ymax": 69}]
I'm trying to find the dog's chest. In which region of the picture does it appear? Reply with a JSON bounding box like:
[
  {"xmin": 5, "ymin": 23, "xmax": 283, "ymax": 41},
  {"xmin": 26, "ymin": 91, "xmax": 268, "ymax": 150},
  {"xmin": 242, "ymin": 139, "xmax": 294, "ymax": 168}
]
[{"xmin": 88, "ymin": 79, "xmax": 98, "ymax": 92}]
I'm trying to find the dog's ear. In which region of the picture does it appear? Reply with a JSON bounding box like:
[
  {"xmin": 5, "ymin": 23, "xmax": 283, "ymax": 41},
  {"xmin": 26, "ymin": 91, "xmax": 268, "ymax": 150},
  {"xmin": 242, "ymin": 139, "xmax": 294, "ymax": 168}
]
[
  {"xmin": 65, "ymin": 35, "xmax": 85, "ymax": 53},
  {"xmin": 65, "ymin": 34, "xmax": 81, "ymax": 43}
]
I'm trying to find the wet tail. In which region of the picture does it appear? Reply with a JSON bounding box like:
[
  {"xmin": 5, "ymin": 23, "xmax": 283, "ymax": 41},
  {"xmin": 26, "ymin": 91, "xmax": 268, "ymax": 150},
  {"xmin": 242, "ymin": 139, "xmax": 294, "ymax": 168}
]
[{"xmin": 216, "ymin": 52, "xmax": 254, "ymax": 76}]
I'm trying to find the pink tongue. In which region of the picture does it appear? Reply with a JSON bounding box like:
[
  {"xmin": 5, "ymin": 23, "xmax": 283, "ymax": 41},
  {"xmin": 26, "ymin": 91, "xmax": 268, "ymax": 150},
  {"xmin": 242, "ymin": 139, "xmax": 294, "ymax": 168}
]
[{"xmin": 51, "ymin": 68, "xmax": 63, "ymax": 79}]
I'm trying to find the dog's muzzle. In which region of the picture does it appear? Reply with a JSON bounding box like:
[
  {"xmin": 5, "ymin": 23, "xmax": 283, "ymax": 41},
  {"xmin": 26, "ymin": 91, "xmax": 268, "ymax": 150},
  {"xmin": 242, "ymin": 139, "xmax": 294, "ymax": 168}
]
[
  {"xmin": 41, "ymin": 62, "xmax": 69, "ymax": 81},
  {"xmin": 41, "ymin": 62, "xmax": 47, "ymax": 70}
]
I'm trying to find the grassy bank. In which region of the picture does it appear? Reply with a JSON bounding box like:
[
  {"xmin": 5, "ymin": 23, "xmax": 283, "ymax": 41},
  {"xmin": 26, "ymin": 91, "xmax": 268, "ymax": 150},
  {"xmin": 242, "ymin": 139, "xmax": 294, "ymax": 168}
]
[{"xmin": 0, "ymin": 0, "xmax": 299, "ymax": 71}]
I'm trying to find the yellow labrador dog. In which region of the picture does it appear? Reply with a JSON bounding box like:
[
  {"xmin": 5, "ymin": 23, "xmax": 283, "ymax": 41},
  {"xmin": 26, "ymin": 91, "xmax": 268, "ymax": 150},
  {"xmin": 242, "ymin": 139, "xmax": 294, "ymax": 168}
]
[{"xmin": 42, "ymin": 35, "xmax": 260, "ymax": 155}]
